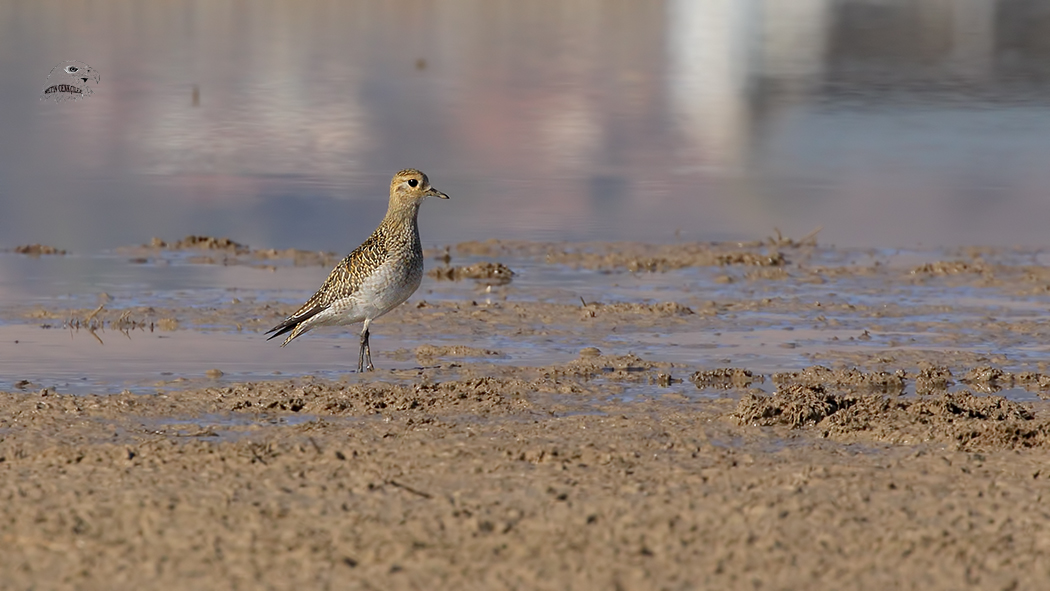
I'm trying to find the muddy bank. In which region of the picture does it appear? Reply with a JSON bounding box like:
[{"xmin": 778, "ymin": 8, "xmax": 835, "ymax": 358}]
[
  {"xmin": 5, "ymin": 238, "xmax": 1050, "ymax": 588},
  {"xmin": 3, "ymin": 360, "xmax": 1050, "ymax": 589}
]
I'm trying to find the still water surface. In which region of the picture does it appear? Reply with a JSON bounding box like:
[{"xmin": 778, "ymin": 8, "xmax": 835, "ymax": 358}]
[{"xmin": 2, "ymin": 0, "xmax": 1050, "ymax": 253}]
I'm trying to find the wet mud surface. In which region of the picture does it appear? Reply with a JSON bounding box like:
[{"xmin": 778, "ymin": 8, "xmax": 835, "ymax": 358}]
[{"xmin": 3, "ymin": 238, "xmax": 1050, "ymax": 588}]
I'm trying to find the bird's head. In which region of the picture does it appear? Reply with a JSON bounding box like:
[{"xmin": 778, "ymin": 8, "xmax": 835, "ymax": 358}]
[{"xmin": 390, "ymin": 169, "xmax": 448, "ymax": 210}]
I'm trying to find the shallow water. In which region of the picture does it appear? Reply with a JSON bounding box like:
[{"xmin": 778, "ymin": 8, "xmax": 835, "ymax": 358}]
[{"xmin": 3, "ymin": 245, "xmax": 1050, "ymax": 400}]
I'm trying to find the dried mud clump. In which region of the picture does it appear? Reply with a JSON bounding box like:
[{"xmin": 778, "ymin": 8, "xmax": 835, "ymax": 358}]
[
  {"xmin": 578, "ymin": 347, "xmax": 602, "ymax": 358},
  {"xmin": 415, "ymin": 345, "xmax": 504, "ymax": 362},
  {"xmin": 743, "ymin": 267, "xmax": 791, "ymax": 281},
  {"xmin": 772, "ymin": 365, "xmax": 905, "ymax": 394},
  {"xmin": 736, "ymin": 384, "xmax": 856, "ymax": 428},
  {"xmin": 1016, "ymin": 371, "xmax": 1050, "ymax": 392},
  {"xmin": 961, "ymin": 366, "xmax": 1010, "ymax": 393},
  {"xmin": 824, "ymin": 391, "xmax": 1046, "ymax": 449},
  {"xmin": 580, "ymin": 301, "xmax": 693, "ymax": 318},
  {"xmin": 221, "ymin": 378, "xmax": 534, "ymax": 417},
  {"xmin": 961, "ymin": 366, "xmax": 1050, "ymax": 394},
  {"xmin": 428, "ymin": 262, "xmax": 515, "ymax": 284},
  {"xmin": 251, "ymin": 248, "xmax": 341, "ymax": 267},
  {"xmin": 552, "ymin": 244, "xmax": 787, "ymax": 272},
  {"xmin": 13, "ymin": 244, "xmax": 66, "ymax": 256},
  {"xmin": 714, "ymin": 251, "xmax": 786, "ymax": 266},
  {"xmin": 691, "ymin": 368, "xmax": 760, "ymax": 389},
  {"xmin": 448, "ymin": 239, "xmax": 794, "ymax": 272},
  {"xmin": 917, "ymin": 392, "xmax": 1033, "ymax": 422},
  {"xmin": 130, "ymin": 237, "xmax": 339, "ymax": 267},
  {"xmin": 150, "ymin": 235, "xmax": 249, "ymax": 253},
  {"xmin": 910, "ymin": 260, "xmax": 987, "ymax": 276},
  {"xmin": 547, "ymin": 354, "xmax": 662, "ymax": 381},
  {"xmin": 916, "ymin": 365, "xmax": 954, "ymax": 395},
  {"xmin": 737, "ymin": 385, "xmax": 1050, "ymax": 450}
]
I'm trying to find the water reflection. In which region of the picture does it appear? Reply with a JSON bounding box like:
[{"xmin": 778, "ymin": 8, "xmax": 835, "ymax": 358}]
[{"xmin": 1, "ymin": 0, "xmax": 1050, "ymax": 255}]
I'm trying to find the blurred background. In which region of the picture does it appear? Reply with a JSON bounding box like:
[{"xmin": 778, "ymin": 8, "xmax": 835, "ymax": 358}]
[{"xmin": 2, "ymin": 0, "xmax": 1050, "ymax": 252}]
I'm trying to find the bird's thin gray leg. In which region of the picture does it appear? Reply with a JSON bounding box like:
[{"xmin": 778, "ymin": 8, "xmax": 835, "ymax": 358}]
[
  {"xmin": 357, "ymin": 330, "xmax": 367, "ymax": 373},
  {"xmin": 359, "ymin": 320, "xmax": 374, "ymax": 372},
  {"xmin": 363, "ymin": 330, "xmax": 373, "ymax": 371}
]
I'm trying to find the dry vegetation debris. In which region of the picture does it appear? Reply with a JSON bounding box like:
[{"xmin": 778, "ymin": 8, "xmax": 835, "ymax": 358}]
[{"xmin": 12, "ymin": 244, "xmax": 66, "ymax": 256}]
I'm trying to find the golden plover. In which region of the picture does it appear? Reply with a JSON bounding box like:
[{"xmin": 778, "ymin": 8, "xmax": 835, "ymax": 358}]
[{"xmin": 266, "ymin": 169, "xmax": 448, "ymax": 371}]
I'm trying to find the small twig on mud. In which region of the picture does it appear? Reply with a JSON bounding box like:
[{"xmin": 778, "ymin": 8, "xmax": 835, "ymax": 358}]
[
  {"xmin": 386, "ymin": 479, "xmax": 432, "ymax": 499},
  {"xmin": 87, "ymin": 326, "xmax": 104, "ymax": 345},
  {"xmin": 770, "ymin": 226, "xmax": 822, "ymax": 247},
  {"xmin": 116, "ymin": 310, "xmax": 134, "ymax": 338},
  {"xmin": 248, "ymin": 444, "xmax": 269, "ymax": 465},
  {"xmin": 798, "ymin": 225, "xmax": 822, "ymax": 244},
  {"xmin": 84, "ymin": 304, "xmax": 105, "ymax": 323}
]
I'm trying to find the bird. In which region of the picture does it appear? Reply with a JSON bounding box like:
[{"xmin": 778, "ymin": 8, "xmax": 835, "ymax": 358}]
[{"xmin": 266, "ymin": 169, "xmax": 448, "ymax": 372}]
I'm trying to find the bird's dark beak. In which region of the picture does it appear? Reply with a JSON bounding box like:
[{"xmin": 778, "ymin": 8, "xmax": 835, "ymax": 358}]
[{"xmin": 426, "ymin": 187, "xmax": 449, "ymax": 199}]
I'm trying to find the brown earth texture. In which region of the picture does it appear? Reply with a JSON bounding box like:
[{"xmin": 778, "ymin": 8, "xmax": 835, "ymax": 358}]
[{"xmin": 2, "ymin": 238, "xmax": 1050, "ymax": 590}]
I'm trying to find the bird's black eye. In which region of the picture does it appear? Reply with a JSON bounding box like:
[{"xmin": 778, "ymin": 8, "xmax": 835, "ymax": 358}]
[
  {"xmin": 407, "ymin": 179, "xmax": 419, "ymax": 188},
  {"xmin": 66, "ymin": 66, "xmax": 79, "ymax": 73}
]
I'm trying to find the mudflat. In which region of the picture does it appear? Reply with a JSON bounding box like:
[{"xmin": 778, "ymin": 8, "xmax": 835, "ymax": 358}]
[{"xmin": 2, "ymin": 238, "xmax": 1050, "ymax": 590}]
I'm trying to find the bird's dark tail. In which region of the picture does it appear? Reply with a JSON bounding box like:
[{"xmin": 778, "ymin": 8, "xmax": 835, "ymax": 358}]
[
  {"xmin": 266, "ymin": 305, "xmax": 323, "ymax": 344},
  {"xmin": 265, "ymin": 321, "xmax": 297, "ymax": 341}
]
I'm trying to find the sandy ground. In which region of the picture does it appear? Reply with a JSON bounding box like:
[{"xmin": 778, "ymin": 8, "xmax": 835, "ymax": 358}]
[{"xmin": 3, "ymin": 238, "xmax": 1050, "ymax": 590}]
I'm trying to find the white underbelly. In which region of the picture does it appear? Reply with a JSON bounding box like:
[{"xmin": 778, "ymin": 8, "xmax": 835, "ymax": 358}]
[{"xmin": 327, "ymin": 259, "xmax": 422, "ymax": 325}]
